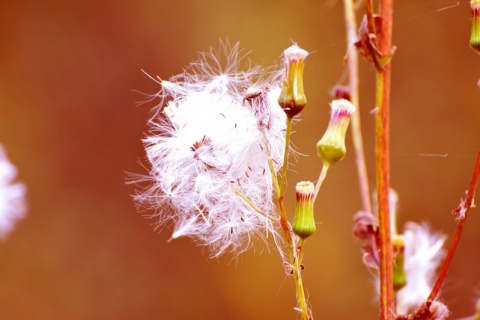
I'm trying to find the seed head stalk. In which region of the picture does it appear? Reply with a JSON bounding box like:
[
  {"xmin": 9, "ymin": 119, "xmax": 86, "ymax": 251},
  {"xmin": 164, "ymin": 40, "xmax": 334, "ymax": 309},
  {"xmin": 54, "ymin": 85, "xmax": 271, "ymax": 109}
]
[{"xmin": 274, "ymin": 118, "xmax": 310, "ymax": 320}]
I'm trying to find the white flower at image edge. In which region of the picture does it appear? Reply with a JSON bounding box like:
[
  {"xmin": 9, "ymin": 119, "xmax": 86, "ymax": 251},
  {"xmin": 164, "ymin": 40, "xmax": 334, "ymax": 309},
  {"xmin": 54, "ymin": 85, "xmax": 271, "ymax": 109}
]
[
  {"xmin": 0, "ymin": 145, "xmax": 26, "ymax": 240},
  {"xmin": 135, "ymin": 42, "xmax": 287, "ymax": 257},
  {"xmin": 396, "ymin": 222, "xmax": 446, "ymax": 314}
]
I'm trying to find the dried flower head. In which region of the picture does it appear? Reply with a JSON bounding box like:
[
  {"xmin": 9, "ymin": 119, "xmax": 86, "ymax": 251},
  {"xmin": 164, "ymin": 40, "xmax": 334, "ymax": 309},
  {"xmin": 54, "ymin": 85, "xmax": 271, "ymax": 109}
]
[
  {"xmin": 397, "ymin": 300, "xmax": 450, "ymax": 320},
  {"xmin": 134, "ymin": 42, "xmax": 288, "ymax": 257},
  {"xmin": 0, "ymin": 145, "xmax": 26, "ymax": 240}
]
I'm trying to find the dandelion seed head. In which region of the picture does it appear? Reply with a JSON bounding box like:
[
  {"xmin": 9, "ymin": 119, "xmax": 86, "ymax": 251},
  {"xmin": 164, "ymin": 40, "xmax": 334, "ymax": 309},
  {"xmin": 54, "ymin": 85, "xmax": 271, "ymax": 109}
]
[{"xmin": 134, "ymin": 41, "xmax": 287, "ymax": 257}]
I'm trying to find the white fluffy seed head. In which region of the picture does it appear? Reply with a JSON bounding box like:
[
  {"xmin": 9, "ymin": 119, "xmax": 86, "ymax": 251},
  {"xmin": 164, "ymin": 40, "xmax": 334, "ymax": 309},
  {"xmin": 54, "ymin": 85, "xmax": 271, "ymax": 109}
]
[
  {"xmin": 134, "ymin": 41, "xmax": 287, "ymax": 257},
  {"xmin": 395, "ymin": 222, "xmax": 446, "ymax": 314},
  {"xmin": 0, "ymin": 145, "xmax": 27, "ymax": 240}
]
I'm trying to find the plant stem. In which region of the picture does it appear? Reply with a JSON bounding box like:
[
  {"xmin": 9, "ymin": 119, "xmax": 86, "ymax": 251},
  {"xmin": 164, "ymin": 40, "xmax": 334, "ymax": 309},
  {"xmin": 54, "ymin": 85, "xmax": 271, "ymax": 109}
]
[
  {"xmin": 364, "ymin": 0, "xmax": 378, "ymax": 38},
  {"xmin": 313, "ymin": 164, "xmax": 329, "ymax": 203},
  {"xmin": 342, "ymin": 0, "xmax": 373, "ymax": 215},
  {"xmin": 376, "ymin": 0, "xmax": 394, "ymax": 319},
  {"xmin": 278, "ymin": 189, "xmax": 310, "ymax": 320},
  {"xmin": 427, "ymin": 150, "xmax": 480, "ymax": 302},
  {"xmin": 280, "ymin": 117, "xmax": 293, "ymax": 197},
  {"xmin": 274, "ymin": 115, "xmax": 310, "ymax": 320},
  {"xmin": 376, "ymin": 70, "xmax": 393, "ymax": 320}
]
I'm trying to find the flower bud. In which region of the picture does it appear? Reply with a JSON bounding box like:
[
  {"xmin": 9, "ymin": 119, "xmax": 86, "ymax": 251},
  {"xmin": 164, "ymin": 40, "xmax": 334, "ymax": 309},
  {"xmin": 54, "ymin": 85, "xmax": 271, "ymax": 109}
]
[
  {"xmin": 353, "ymin": 210, "xmax": 377, "ymax": 240},
  {"xmin": 470, "ymin": 0, "xmax": 480, "ymax": 52},
  {"xmin": 292, "ymin": 181, "xmax": 316, "ymax": 239},
  {"xmin": 316, "ymin": 99, "xmax": 356, "ymax": 166},
  {"xmin": 278, "ymin": 44, "xmax": 308, "ymax": 118},
  {"xmin": 392, "ymin": 236, "xmax": 407, "ymax": 291}
]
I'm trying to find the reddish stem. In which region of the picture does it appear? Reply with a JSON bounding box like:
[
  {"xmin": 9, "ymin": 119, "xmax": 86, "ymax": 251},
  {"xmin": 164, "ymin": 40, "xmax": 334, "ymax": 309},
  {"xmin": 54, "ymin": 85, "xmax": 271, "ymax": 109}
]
[
  {"xmin": 376, "ymin": 1, "xmax": 394, "ymax": 319},
  {"xmin": 427, "ymin": 149, "xmax": 480, "ymax": 302},
  {"xmin": 364, "ymin": 0, "xmax": 377, "ymax": 37}
]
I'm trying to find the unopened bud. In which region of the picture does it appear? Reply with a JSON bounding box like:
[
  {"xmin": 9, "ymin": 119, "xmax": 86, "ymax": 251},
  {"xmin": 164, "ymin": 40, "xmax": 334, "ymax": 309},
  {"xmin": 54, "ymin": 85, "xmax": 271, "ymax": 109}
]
[
  {"xmin": 392, "ymin": 236, "xmax": 407, "ymax": 291},
  {"xmin": 316, "ymin": 99, "xmax": 356, "ymax": 166},
  {"xmin": 278, "ymin": 44, "xmax": 309, "ymax": 118},
  {"xmin": 471, "ymin": 0, "xmax": 480, "ymax": 52},
  {"xmin": 330, "ymin": 84, "xmax": 351, "ymax": 101},
  {"xmin": 353, "ymin": 210, "xmax": 377, "ymax": 240},
  {"xmin": 292, "ymin": 181, "xmax": 316, "ymax": 239}
]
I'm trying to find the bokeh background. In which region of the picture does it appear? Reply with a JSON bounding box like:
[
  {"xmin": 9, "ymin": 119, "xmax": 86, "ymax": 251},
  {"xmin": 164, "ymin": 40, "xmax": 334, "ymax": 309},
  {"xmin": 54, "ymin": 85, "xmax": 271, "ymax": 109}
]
[{"xmin": 1, "ymin": 0, "xmax": 479, "ymax": 319}]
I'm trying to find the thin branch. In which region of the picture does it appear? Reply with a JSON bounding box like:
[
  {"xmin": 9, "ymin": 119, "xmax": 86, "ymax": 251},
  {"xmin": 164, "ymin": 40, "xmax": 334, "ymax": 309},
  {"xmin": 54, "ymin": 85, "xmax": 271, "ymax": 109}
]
[
  {"xmin": 274, "ymin": 115, "xmax": 310, "ymax": 320},
  {"xmin": 427, "ymin": 149, "xmax": 480, "ymax": 302},
  {"xmin": 343, "ymin": 0, "xmax": 373, "ymax": 215}
]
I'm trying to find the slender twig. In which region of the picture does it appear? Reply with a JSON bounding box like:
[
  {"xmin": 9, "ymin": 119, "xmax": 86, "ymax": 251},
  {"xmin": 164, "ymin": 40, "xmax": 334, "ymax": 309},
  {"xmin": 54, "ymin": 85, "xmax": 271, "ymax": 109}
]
[
  {"xmin": 343, "ymin": 0, "xmax": 373, "ymax": 216},
  {"xmin": 375, "ymin": 0, "xmax": 394, "ymax": 319},
  {"xmin": 273, "ymin": 115, "xmax": 310, "ymax": 320},
  {"xmin": 427, "ymin": 150, "xmax": 480, "ymax": 303},
  {"xmin": 364, "ymin": 0, "xmax": 377, "ymax": 39},
  {"xmin": 280, "ymin": 117, "xmax": 293, "ymax": 197},
  {"xmin": 313, "ymin": 164, "xmax": 329, "ymax": 203},
  {"xmin": 277, "ymin": 191, "xmax": 310, "ymax": 320},
  {"xmin": 343, "ymin": 0, "xmax": 381, "ymax": 278}
]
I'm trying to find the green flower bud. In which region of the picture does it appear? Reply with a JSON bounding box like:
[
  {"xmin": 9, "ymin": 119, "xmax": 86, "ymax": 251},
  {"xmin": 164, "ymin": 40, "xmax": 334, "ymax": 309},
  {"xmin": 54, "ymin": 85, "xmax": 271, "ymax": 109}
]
[
  {"xmin": 471, "ymin": 0, "xmax": 480, "ymax": 52},
  {"xmin": 316, "ymin": 99, "xmax": 356, "ymax": 166},
  {"xmin": 392, "ymin": 236, "xmax": 407, "ymax": 291},
  {"xmin": 278, "ymin": 44, "xmax": 309, "ymax": 118},
  {"xmin": 390, "ymin": 191, "xmax": 406, "ymax": 291},
  {"xmin": 292, "ymin": 181, "xmax": 316, "ymax": 239}
]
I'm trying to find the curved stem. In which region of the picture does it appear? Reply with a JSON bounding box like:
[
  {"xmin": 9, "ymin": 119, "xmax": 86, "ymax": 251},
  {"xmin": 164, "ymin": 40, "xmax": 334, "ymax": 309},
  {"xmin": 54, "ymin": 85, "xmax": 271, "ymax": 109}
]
[
  {"xmin": 313, "ymin": 164, "xmax": 330, "ymax": 203},
  {"xmin": 274, "ymin": 115, "xmax": 310, "ymax": 319},
  {"xmin": 427, "ymin": 150, "xmax": 480, "ymax": 302}
]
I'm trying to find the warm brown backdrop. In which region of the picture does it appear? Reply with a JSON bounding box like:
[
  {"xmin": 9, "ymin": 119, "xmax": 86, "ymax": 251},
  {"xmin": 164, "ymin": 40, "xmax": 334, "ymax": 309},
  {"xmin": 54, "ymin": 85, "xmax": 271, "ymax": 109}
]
[{"xmin": 1, "ymin": 1, "xmax": 479, "ymax": 319}]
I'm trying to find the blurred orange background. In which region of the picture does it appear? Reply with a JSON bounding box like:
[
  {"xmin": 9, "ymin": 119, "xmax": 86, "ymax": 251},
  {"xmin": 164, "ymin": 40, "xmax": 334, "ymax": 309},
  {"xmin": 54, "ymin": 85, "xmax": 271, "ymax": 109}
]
[{"xmin": 1, "ymin": 1, "xmax": 479, "ymax": 319}]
